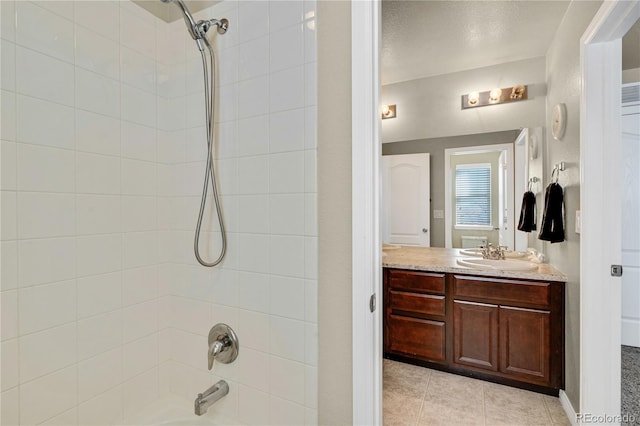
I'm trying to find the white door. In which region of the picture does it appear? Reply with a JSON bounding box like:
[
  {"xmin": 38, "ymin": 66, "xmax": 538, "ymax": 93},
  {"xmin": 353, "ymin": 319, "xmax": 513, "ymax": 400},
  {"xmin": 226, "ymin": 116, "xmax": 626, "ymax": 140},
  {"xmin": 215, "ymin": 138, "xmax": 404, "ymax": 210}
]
[
  {"xmin": 621, "ymin": 102, "xmax": 640, "ymax": 347},
  {"xmin": 382, "ymin": 153, "xmax": 430, "ymax": 246}
]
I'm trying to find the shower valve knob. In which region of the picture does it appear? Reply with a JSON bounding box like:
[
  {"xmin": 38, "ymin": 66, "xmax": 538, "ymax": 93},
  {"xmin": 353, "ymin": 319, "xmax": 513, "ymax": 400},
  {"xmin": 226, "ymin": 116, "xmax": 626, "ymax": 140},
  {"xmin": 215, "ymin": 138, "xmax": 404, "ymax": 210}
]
[{"xmin": 207, "ymin": 323, "xmax": 239, "ymax": 370}]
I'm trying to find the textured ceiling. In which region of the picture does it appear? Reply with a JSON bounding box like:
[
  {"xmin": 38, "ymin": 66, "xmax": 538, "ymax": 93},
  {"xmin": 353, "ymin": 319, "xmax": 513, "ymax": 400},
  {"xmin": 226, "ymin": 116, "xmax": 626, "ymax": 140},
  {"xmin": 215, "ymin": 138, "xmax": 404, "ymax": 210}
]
[
  {"xmin": 623, "ymin": 18, "xmax": 640, "ymax": 71},
  {"xmin": 381, "ymin": 1, "xmax": 571, "ymax": 85}
]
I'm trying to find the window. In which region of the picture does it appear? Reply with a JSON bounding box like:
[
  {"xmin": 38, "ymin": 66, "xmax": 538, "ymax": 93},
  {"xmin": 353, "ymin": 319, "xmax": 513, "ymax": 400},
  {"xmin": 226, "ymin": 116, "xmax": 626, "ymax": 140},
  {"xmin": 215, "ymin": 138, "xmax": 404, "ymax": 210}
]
[{"xmin": 455, "ymin": 163, "xmax": 492, "ymax": 227}]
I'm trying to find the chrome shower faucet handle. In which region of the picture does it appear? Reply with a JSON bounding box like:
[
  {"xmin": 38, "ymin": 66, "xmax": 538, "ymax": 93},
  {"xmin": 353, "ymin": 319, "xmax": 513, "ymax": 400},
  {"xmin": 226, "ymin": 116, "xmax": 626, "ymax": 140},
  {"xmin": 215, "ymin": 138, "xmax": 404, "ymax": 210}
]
[{"xmin": 207, "ymin": 323, "xmax": 239, "ymax": 370}]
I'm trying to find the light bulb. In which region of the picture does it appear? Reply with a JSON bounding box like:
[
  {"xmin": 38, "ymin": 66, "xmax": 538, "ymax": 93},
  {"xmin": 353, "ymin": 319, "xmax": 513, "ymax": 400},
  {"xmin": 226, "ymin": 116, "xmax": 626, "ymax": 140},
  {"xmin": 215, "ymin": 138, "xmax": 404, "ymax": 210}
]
[
  {"xmin": 489, "ymin": 88, "xmax": 502, "ymax": 103},
  {"xmin": 381, "ymin": 105, "xmax": 390, "ymax": 116},
  {"xmin": 467, "ymin": 92, "xmax": 479, "ymax": 105}
]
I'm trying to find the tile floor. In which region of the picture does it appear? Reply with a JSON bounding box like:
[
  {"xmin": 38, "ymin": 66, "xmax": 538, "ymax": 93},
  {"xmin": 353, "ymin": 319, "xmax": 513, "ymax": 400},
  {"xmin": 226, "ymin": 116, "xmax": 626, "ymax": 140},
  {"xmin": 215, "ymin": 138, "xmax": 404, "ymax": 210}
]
[{"xmin": 383, "ymin": 359, "xmax": 571, "ymax": 426}]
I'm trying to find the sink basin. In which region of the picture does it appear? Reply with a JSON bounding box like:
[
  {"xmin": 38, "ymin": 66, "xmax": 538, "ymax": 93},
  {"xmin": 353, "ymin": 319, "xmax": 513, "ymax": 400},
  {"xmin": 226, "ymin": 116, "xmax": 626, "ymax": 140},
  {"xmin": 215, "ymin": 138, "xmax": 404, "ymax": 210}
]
[
  {"xmin": 459, "ymin": 248, "xmax": 528, "ymax": 259},
  {"xmin": 456, "ymin": 258, "xmax": 537, "ymax": 271}
]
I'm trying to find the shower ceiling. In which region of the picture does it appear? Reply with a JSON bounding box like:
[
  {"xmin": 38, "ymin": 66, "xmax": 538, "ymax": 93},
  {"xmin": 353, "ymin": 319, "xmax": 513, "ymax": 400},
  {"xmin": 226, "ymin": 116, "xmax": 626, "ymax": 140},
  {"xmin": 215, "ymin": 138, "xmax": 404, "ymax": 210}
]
[{"xmin": 132, "ymin": 0, "xmax": 217, "ymax": 22}]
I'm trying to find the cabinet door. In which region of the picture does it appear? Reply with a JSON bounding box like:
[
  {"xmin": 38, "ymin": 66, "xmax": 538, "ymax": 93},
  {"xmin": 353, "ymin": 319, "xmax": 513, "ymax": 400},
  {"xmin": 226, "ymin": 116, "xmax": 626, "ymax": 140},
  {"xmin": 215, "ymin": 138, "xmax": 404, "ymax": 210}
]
[
  {"xmin": 453, "ymin": 300, "xmax": 499, "ymax": 371},
  {"xmin": 499, "ymin": 306, "xmax": 550, "ymax": 384}
]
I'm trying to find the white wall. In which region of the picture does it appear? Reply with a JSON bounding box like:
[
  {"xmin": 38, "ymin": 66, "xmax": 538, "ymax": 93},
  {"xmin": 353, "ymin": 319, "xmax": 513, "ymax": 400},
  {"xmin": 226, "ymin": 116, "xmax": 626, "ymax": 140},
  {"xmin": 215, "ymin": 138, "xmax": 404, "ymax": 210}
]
[
  {"xmin": 381, "ymin": 57, "xmax": 546, "ymax": 143},
  {"xmin": 1, "ymin": 2, "xmax": 167, "ymax": 424},
  {"xmin": 0, "ymin": 1, "xmax": 318, "ymax": 425},
  {"xmin": 541, "ymin": 0, "xmax": 603, "ymax": 411},
  {"xmin": 623, "ymin": 67, "xmax": 640, "ymax": 83}
]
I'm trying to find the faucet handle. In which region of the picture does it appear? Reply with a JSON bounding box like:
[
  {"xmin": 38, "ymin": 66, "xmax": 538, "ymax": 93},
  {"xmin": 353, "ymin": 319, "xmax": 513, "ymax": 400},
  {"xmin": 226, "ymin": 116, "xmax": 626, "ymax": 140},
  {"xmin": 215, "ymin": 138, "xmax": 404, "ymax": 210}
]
[{"xmin": 207, "ymin": 323, "xmax": 239, "ymax": 370}]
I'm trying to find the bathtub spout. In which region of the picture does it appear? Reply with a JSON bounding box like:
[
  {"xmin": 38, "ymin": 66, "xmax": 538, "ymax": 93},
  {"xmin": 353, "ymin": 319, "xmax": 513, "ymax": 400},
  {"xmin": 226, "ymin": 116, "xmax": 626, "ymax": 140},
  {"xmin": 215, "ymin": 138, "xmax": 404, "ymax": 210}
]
[{"xmin": 194, "ymin": 380, "xmax": 229, "ymax": 416}]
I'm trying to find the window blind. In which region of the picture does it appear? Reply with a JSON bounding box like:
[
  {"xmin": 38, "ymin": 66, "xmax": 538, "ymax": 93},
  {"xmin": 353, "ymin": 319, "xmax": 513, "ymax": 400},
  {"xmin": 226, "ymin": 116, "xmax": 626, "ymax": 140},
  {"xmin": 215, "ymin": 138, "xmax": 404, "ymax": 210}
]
[{"xmin": 455, "ymin": 163, "xmax": 491, "ymax": 226}]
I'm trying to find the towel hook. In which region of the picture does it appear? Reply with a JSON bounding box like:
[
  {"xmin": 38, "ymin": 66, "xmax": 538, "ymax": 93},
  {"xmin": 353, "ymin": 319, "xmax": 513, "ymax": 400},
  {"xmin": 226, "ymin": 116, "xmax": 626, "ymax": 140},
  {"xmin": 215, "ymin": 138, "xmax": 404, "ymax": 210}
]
[
  {"xmin": 551, "ymin": 162, "xmax": 565, "ymax": 184},
  {"xmin": 528, "ymin": 176, "xmax": 539, "ymax": 191}
]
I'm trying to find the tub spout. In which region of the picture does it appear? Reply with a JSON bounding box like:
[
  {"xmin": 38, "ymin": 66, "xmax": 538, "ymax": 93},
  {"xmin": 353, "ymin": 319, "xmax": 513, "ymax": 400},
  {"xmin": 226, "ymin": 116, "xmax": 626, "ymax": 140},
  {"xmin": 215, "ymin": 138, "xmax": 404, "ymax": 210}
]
[{"xmin": 194, "ymin": 380, "xmax": 229, "ymax": 416}]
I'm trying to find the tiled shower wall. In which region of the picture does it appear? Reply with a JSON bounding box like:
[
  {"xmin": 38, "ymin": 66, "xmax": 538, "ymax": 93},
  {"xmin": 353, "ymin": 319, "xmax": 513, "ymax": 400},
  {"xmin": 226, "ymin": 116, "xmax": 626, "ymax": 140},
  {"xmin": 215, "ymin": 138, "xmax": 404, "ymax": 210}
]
[
  {"xmin": 0, "ymin": 0, "xmax": 317, "ymax": 425},
  {"xmin": 156, "ymin": 1, "xmax": 318, "ymax": 424}
]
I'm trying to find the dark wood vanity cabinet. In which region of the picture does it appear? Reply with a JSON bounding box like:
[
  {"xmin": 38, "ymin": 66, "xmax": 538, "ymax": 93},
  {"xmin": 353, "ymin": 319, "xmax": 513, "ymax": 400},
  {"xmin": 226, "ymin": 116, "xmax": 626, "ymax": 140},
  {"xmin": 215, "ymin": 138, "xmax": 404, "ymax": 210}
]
[{"xmin": 384, "ymin": 268, "xmax": 565, "ymax": 395}]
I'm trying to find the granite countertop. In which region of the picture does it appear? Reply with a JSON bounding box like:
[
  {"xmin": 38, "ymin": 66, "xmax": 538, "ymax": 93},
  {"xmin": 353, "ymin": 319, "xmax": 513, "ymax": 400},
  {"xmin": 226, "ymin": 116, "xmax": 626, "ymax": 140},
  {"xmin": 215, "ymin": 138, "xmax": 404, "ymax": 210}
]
[{"xmin": 382, "ymin": 246, "xmax": 568, "ymax": 282}]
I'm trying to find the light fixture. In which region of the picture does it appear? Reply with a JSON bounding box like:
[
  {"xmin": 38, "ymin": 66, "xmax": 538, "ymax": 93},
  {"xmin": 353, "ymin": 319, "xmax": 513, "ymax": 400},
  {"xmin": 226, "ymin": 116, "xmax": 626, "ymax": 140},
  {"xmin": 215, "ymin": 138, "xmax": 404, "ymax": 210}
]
[
  {"xmin": 381, "ymin": 104, "xmax": 396, "ymax": 119},
  {"xmin": 461, "ymin": 85, "xmax": 528, "ymax": 109}
]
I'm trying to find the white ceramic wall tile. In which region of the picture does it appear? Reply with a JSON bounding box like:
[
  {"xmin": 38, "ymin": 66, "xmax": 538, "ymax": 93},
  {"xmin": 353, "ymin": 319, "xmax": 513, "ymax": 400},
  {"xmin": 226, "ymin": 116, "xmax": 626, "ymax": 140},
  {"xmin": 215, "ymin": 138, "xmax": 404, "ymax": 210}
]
[
  {"xmin": 236, "ymin": 195, "xmax": 269, "ymax": 234},
  {"xmin": 77, "ymin": 272, "xmax": 122, "ymax": 319},
  {"xmin": 18, "ymin": 237, "xmax": 76, "ymax": 287},
  {"xmin": 217, "ymin": 82, "xmax": 238, "ymax": 123},
  {"xmin": 1, "ymin": 241, "xmax": 18, "ymax": 291},
  {"xmin": 19, "ymin": 366, "xmax": 77, "ymax": 426},
  {"xmin": 216, "ymin": 158, "xmax": 239, "ymax": 197},
  {"xmin": 1, "ymin": 191, "xmax": 16, "ymax": 241},
  {"xmin": 123, "ymin": 334, "xmax": 158, "ymax": 380},
  {"xmin": 77, "ymin": 311, "xmax": 122, "ymax": 361},
  {"xmin": 170, "ymin": 296, "xmax": 211, "ymax": 336},
  {"xmin": 78, "ymin": 348, "xmax": 122, "ymax": 402},
  {"xmin": 75, "ymin": 25, "xmax": 120, "ymax": 80},
  {"xmin": 270, "ymin": 275, "xmax": 305, "ymax": 320},
  {"xmin": 17, "ymin": 95, "xmax": 74, "ymax": 149},
  {"xmin": 304, "ymin": 18, "xmax": 317, "ymax": 65},
  {"xmin": 122, "ymin": 231, "xmax": 158, "ymax": 268},
  {"xmin": 238, "ymin": 1, "xmax": 269, "ymax": 43},
  {"xmin": 19, "ymin": 280, "xmax": 76, "ymax": 335},
  {"xmin": 185, "ymin": 126, "xmax": 207, "ymax": 162},
  {"xmin": 18, "ymin": 192, "xmax": 75, "ymax": 239},
  {"xmin": 237, "ymin": 76, "xmax": 268, "ymax": 119},
  {"xmin": 216, "ymin": 120, "xmax": 239, "ymax": 160},
  {"xmin": 269, "ymin": 151, "xmax": 305, "ymax": 193},
  {"xmin": 269, "ymin": 109, "xmax": 305, "ymax": 153},
  {"xmin": 15, "ymin": 47, "xmax": 74, "ymax": 106},
  {"xmin": 1, "ymin": 291, "xmax": 18, "ymax": 341},
  {"xmin": 157, "ymin": 95, "xmax": 186, "ymax": 131},
  {"xmin": 219, "ymin": 47, "xmax": 239, "ymax": 87},
  {"xmin": 168, "ymin": 361, "xmax": 210, "ymax": 402},
  {"xmin": 269, "ymin": 315, "xmax": 305, "ymax": 362},
  {"xmin": 122, "ymin": 122, "xmax": 156, "ymax": 162},
  {"xmin": 157, "ymin": 63, "xmax": 186, "ymax": 99},
  {"xmin": 32, "ymin": 1, "xmax": 74, "ymax": 21},
  {"xmin": 1, "ymin": 40, "xmax": 15, "ymax": 91},
  {"xmin": 75, "ymin": 110, "xmax": 121, "ymax": 156},
  {"xmin": 122, "ymin": 368, "xmax": 158, "ymax": 419},
  {"xmin": 76, "ymin": 195, "xmax": 121, "ymax": 235},
  {"xmin": 237, "ymin": 271, "xmax": 269, "ymax": 313},
  {"xmin": 1, "ymin": 141, "xmax": 17, "ymax": 190},
  {"xmin": 305, "ymin": 236, "xmax": 318, "ymax": 279},
  {"xmin": 238, "ymin": 37, "xmax": 269, "ymax": 81},
  {"xmin": 15, "ymin": 2, "xmax": 74, "ymax": 64},
  {"xmin": 236, "ymin": 348, "xmax": 270, "ymax": 392},
  {"xmin": 269, "ymin": 355, "xmax": 305, "ymax": 404},
  {"xmin": 122, "ymin": 85, "xmax": 156, "ymax": 127},
  {"xmin": 157, "ymin": 130, "xmax": 186, "ymax": 164},
  {"xmin": 304, "ymin": 150, "xmax": 316, "ymax": 192},
  {"xmin": 304, "ymin": 106, "xmax": 317, "ymax": 149},
  {"xmin": 121, "ymin": 159, "xmax": 156, "ymax": 196},
  {"xmin": 237, "ymin": 156, "xmax": 269, "ymax": 194},
  {"xmin": 75, "ymin": 1, "xmax": 119, "ymax": 41},
  {"xmin": 75, "ymin": 68, "xmax": 120, "ymax": 118},
  {"xmin": 121, "ymin": 47, "xmax": 156, "ymax": 93},
  {"xmin": 238, "ymin": 385, "xmax": 270, "ymax": 425},
  {"xmin": 236, "ymin": 309, "xmax": 269, "ymax": 352},
  {"xmin": 270, "ymin": 1, "xmax": 303, "ymax": 32},
  {"xmin": 305, "ymin": 279, "xmax": 318, "ymax": 323},
  {"xmin": 305, "ymin": 62, "xmax": 317, "ymax": 106},
  {"xmin": 17, "ymin": 144, "xmax": 75, "ymax": 193},
  {"xmin": 19, "ymin": 323, "xmax": 77, "ymax": 382},
  {"xmin": 1, "ymin": 339, "xmax": 18, "ymax": 391},
  {"xmin": 78, "ymin": 385, "xmax": 123, "ymax": 426},
  {"xmin": 0, "ymin": 389, "xmax": 19, "ymax": 425},
  {"xmin": 41, "ymin": 406, "xmax": 78, "ymax": 426},
  {"xmin": 76, "ymin": 152, "xmax": 120, "ymax": 195},
  {"xmin": 120, "ymin": 8, "xmax": 156, "ymax": 60},
  {"xmin": 122, "ymin": 196, "xmax": 157, "ymax": 232},
  {"xmin": 270, "ymin": 24, "xmax": 304, "ymax": 73},
  {"xmin": 270, "ymin": 66, "xmax": 305, "ymax": 112},
  {"xmin": 170, "ymin": 328, "xmax": 202, "ymax": 370},
  {"xmin": 122, "ymin": 300, "xmax": 158, "ymax": 343},
  {"xmin": 270, "ymin": 235, "xmax": 305, "ymax": 278},
  {"xmin": 305, "ymin": 323, "xmax": 318, "ymax": 366},
  {"xmin": 1, "ymin": 91, "xmax": 16, "ymax": 142},
  {"xmin": 269, "ymin": 395, "xmax": 306, "ymax": 426},
  {"xmin": 1, "ymin": 1, "xmax": 16, "ymax": 42},
  {"xmin": 304, "ymin": 193, "xmax": 317, "ymax": 236},
  {"xmin": 269, "ymin": 194, "xmax": 305, "ymax": 236},
  {"xmin": 76, "ymin": 235, "xmax": 122, "ymax": 277},
  {"xmin": 237, "ymin": 234, "xmax": 270, "ymax": 273},
  {"xmin": 122, "ymin": 266, "xmax": 158, "ymax": 306}
]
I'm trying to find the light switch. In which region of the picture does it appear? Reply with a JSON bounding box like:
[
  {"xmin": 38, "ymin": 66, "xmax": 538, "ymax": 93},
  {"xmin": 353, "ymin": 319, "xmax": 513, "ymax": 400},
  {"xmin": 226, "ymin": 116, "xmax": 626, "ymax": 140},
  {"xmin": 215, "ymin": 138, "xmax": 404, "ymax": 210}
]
[
  {"xmin": 575, "ymin": 210, "xmax": 581, "ymax": 234},
  {"xmin": 433, "ymin": 210, "xmax": 444, "ymax": 219}
]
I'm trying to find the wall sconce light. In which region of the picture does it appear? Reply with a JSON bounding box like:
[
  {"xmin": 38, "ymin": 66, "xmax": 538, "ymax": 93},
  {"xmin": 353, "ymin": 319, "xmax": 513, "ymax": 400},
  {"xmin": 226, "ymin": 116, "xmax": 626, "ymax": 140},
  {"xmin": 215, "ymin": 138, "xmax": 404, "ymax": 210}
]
[
  {"xmin": 461, "ymin": 85, "xmax": 528, "ymax": 109},
  {"xmin": 381, "ymin": 104, "xmax": 396, "ymax": 119}
]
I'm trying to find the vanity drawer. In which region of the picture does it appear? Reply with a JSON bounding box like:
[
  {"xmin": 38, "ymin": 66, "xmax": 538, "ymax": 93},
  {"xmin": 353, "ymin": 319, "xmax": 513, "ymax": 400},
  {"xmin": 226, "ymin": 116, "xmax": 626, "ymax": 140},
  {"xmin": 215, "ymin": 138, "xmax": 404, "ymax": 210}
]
[
  {"xmin": 453, "ymin": 275, "xmax": 551, "ymax": 309},
  {"xmin": 389, "ymin": 290, "xmax": 445, "ymax": 317},
  {"xmin": 387, "ymin": 314, "xmax": 446, "ymax": 361},
  {"xmin": 388, "ymin": 270, "xmax": 445, "ymax": 294}
]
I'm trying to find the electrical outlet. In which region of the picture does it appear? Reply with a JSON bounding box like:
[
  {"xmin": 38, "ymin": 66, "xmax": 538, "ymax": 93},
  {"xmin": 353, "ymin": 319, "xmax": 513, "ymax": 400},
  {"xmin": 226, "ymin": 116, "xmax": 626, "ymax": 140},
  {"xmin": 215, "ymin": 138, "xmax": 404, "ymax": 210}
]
[
  {"xmin": 433, "ymin": 210, "xmax": 444, "ymax": 219},
  {"xmin": 575, "ymin": 210, "xmax": 581, "ymax": 234}
]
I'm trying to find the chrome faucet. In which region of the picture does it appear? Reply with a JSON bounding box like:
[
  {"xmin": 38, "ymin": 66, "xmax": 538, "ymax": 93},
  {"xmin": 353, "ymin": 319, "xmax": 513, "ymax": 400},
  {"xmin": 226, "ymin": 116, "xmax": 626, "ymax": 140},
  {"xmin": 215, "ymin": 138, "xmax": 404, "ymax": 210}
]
[
  {"xmin": 481, "ymin": 244, "xmax": 507, "ymax": 260},
  {"xmin": 207, "ymin": 323, "xmax": 239, "ymax": 370},
  {"xmin": 194, "ymin": 380, "xmax": 229, "ymax": 416}
]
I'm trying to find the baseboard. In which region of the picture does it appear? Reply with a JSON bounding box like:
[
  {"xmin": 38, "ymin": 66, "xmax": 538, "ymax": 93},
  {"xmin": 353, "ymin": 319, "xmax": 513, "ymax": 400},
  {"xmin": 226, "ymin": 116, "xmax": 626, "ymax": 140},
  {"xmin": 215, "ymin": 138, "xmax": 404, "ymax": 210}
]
[{"xmin": 559, "ymin": 390, "xmax": 578, "ymax": 426}]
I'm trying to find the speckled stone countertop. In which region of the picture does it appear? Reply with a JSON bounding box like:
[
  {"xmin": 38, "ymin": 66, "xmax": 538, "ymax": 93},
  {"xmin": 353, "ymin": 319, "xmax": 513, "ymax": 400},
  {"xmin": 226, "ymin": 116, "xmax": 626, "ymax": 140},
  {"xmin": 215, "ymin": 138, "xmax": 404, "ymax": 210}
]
[{"xmin": 382, "ymin": 246, "xmax": 568, "ymax": 282}]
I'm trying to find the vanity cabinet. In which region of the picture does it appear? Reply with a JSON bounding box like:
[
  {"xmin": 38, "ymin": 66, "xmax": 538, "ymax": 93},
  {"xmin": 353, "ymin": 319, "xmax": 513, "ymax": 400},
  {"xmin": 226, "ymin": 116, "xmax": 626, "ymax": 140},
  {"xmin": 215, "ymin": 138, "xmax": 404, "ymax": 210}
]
[{"xmin": 383, "ymin": 268, "xmax": 565, "ymax": 394}]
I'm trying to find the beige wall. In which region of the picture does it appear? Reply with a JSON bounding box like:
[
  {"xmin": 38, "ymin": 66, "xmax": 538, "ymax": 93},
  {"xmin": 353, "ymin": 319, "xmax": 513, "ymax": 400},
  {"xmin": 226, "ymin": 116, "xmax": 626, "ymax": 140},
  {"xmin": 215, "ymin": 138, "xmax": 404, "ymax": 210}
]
[
  {"xmin": 382, "ymin": 131, "xmax": 518, "ymax": 247},
  {"xmin": 317, "ymin": 1, "xmax": 352, "ymax": 424},
  {"xmin": 541, "ymin": 0, "xmax": 602, "ymax": 411}
]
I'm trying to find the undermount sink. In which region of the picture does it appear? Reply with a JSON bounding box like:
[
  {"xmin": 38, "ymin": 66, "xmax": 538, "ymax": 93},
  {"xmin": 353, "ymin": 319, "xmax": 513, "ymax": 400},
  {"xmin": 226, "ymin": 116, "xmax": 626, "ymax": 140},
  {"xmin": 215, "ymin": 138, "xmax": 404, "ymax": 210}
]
[
  {"xmin": 456, "ymin": 258, "xmax": 538, "ymax": 271},
  {"xmin": 459, "ymin": 248, "xmax": 528, "ymax": 259}
]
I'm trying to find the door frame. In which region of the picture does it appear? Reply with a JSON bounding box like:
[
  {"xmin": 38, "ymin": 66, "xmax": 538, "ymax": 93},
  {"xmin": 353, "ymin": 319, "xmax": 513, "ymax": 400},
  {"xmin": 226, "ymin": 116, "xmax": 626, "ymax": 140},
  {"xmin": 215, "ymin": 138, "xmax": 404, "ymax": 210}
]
[
  {"xmin": 443, "ymin": 143, "xmax": 514, "ymax": 249},
  {"xmin": 580, "ymin": 0, "xmax": 639, "ymax": 421}
]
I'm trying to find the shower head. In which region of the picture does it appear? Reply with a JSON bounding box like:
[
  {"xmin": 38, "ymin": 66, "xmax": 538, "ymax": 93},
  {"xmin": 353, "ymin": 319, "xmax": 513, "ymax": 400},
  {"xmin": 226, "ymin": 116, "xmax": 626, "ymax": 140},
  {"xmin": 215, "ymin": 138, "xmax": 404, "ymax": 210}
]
[{"xmin": 162, "ymin": 0, "xmax": 200, "ymax": 40}]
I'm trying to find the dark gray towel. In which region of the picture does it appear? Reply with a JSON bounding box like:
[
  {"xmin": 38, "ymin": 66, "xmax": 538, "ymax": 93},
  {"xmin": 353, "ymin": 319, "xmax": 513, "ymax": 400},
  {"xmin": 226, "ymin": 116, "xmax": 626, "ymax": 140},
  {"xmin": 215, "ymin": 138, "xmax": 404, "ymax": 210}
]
[
  {"xmin": 517, "ymin": 191, "xmax": 536, "ymax": 232},
  {"xmin": 538, "ymin": 182, "xmax": 564, "ymax": 243}
]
